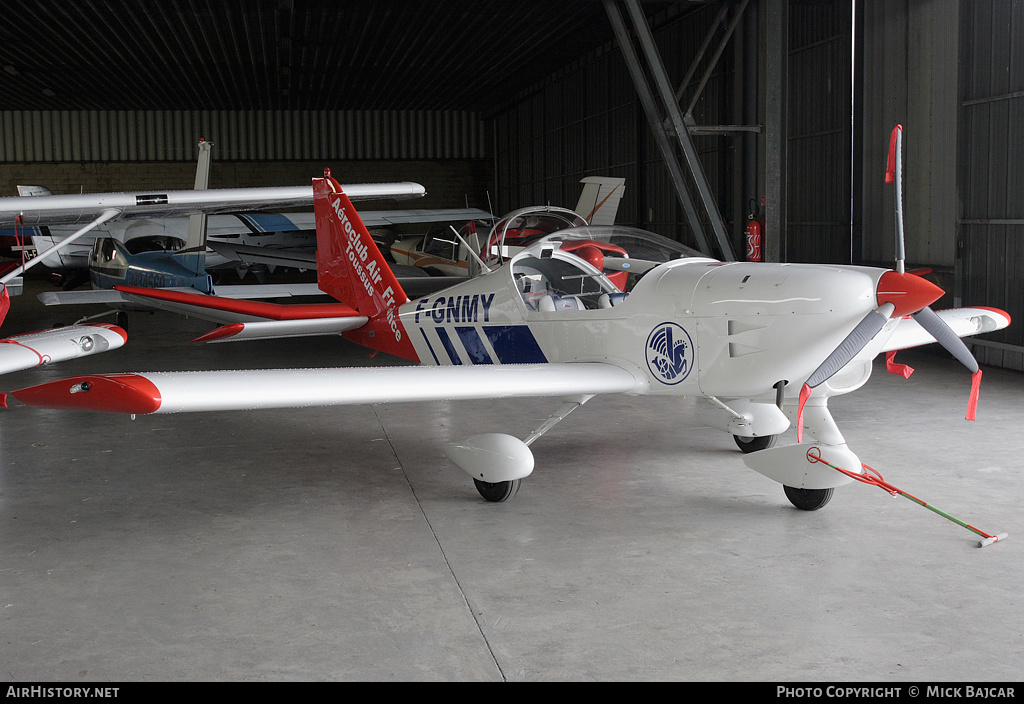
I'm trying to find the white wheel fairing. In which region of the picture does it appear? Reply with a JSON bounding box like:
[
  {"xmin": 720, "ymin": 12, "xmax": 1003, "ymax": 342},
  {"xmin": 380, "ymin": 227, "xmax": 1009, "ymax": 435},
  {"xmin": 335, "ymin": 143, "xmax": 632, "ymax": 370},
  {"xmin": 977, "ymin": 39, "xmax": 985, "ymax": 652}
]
[
  {"xmin": 742, "ymin": 442, "xmax": 861, "ymax": 490},
  {"xmin": 445, "ymin": 433, "xmax": 535, "ymax": 483}
]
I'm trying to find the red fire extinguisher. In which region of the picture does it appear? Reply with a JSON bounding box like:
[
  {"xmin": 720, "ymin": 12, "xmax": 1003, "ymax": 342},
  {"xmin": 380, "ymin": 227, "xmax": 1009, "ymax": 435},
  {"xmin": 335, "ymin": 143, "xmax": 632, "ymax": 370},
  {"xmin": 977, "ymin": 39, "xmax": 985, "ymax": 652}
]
[{"xmin": 745, "ymin": 197, "xmax": 763, "ymax": 262}]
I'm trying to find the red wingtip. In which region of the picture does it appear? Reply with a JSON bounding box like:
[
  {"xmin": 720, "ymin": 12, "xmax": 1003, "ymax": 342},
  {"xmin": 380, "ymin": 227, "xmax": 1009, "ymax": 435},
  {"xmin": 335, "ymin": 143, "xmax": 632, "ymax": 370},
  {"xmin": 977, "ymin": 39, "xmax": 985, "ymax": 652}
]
[
  {"xmin": 12, "ymin": 374, "xmax": 162, "ymax": 415},
  {"xmin": 966, "ymin": 369, "xmax": 982, "ymax": 421},
  {"xmin": 84, "ymin": 322, "xmax": 128, "ymax": 344}
]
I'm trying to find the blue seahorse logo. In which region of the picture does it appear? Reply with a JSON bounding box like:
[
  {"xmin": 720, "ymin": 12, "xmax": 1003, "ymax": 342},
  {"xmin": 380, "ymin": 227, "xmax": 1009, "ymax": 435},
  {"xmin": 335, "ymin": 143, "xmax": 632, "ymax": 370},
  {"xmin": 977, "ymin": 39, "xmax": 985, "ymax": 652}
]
[{"xmin": 645, "ymin": 322, "xmax": 694, "ymax": 385}]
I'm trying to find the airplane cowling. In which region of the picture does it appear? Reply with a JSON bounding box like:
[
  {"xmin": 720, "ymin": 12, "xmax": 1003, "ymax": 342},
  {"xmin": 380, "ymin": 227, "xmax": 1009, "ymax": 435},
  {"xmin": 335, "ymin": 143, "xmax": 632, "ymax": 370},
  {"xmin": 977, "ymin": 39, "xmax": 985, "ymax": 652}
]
[
  {"xmin": 444, "ymin": 433, "xmax": 535, "ymax": 483},
  {"xmin": 742, "ymin": 442, "xmax": 862, "ymax": 490}
]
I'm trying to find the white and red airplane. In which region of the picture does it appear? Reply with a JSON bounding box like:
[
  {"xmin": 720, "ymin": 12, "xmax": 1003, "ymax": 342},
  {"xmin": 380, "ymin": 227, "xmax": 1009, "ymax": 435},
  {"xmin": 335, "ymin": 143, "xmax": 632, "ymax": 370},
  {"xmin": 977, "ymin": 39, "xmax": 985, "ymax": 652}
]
[{"xmin": 10, "ymin": 156, "xmax": 1010, "ymax": 509}]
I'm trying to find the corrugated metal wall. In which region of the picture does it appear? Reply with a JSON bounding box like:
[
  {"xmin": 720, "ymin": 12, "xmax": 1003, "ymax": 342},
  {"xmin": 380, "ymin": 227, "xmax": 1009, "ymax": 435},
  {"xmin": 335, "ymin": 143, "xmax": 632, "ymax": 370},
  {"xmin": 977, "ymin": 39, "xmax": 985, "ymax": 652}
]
[
  {"xmin": 786, "ymin": 0, "xmax": 852, "ymax": 265},
  {"xmin": 857, "ymin": 0, "xmax": 959, "ymax": 269},
  {"xmin": 493, "ymin": 3, "xmax": 737, "ymax": 250},
  {"xmin": 0, "ymin": 110, "xmax": 489, "ymax": 162},
  {"xmin": 957, "ymin": 0, "xmax": 1024, "ymax": 371},
  {"xmin": 492, "ymin": 0, "xmax": 854, "ymax": 262},
  {"xmin": 493, "ymin": 47, "xmax": 641, "ymax": 230}
]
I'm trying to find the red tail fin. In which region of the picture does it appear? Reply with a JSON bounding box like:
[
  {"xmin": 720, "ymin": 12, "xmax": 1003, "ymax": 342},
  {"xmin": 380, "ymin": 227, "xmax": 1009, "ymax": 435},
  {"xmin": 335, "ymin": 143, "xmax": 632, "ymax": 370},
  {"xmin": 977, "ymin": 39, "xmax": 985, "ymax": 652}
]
[{"xmin": 313, "ymin": 171, "xmax": 418, "ymax": 361}]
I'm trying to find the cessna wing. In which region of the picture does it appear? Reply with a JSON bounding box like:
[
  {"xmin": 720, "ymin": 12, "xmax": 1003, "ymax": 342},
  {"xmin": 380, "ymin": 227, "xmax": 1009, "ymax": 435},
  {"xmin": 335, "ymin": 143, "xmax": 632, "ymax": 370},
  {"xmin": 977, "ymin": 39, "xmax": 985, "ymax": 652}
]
[
  {"xmin": 0, "ymin": 180, "xmax": 426, "ymax": 288},
  {"xmin": 0, "ymin": 182, "xmax": 425, "ymax": 228}
]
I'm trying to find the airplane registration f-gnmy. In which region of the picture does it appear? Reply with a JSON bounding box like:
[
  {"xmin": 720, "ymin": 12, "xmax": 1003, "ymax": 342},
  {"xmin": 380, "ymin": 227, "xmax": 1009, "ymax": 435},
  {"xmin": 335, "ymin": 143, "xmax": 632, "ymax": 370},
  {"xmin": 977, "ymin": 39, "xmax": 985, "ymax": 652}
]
[{"xmin": 11, "ymin": 167, "xmax": 1011, "ymax": 510}]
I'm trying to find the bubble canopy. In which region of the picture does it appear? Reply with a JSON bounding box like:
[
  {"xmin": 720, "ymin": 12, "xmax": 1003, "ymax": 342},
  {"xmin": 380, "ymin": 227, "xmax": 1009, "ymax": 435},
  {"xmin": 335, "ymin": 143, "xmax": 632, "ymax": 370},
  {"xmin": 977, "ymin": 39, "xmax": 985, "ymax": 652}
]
[{"xmin": 508, "ymin": 225, "xmax": 712, "ymax": 310}]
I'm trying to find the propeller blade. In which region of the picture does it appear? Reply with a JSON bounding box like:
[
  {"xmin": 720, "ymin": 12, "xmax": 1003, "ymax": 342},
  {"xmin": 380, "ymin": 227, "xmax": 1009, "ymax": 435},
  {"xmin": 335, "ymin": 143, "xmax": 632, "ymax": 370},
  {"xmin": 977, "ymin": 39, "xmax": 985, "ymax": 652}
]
[
  {"xmin": 806, "ymin": 304, "xmax": 894, "ymax": 389},
  {"xmin": 911, "ymin": 306, "xmax": 980, "ymax": 374},
  {"xmin": 911, "ymin": 305, "xmax": 983, "ymax": 420},
  {"xmin": 796, "ymin": 303, "xmax": 894, "ymax": 442}
]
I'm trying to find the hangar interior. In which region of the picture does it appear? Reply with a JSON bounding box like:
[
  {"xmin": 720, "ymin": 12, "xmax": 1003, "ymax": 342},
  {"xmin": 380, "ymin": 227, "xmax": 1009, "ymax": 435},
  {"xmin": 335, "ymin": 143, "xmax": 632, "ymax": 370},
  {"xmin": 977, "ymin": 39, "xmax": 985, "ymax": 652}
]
[{"xmin": 0, "ymin": 0, "xmax": 1021, "ymax": 682}]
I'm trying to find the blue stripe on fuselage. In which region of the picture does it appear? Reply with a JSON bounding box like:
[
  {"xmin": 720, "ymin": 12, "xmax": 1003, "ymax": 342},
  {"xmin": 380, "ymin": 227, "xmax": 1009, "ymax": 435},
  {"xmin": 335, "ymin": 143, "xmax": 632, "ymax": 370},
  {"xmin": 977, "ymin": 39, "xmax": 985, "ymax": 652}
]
[
  {"xmin": 434, "ymin": 327, "xmax": 462, "ymax": 365},
  {"xmin": 419, "ymin": 328, "xmax": 441, "ymax": 365},
  {"xmin": 418, "ymin": 324, "xmax": 547, "ymax": 365},
  {"xmin": 455, "ymin": 327, "xmax": 493, "ymax": 365},
  {"xmin": 482, "ymin": 325, "xmax": 547, "ymax": 364}
]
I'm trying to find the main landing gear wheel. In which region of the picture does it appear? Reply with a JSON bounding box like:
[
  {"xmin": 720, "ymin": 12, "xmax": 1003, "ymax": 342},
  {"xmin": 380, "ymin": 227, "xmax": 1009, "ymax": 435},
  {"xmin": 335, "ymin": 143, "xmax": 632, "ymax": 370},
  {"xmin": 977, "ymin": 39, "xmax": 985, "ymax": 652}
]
[
  {"xmin": 784, "ymin": 485, "xmax": 834, "ymax": 511},
  {"xmin": 474, "ymin": 478, "xmax": 521, "ymax": 502},
  {"xmin": 733, "ymin": 434, "xmax": 778, "ymax": 453}
]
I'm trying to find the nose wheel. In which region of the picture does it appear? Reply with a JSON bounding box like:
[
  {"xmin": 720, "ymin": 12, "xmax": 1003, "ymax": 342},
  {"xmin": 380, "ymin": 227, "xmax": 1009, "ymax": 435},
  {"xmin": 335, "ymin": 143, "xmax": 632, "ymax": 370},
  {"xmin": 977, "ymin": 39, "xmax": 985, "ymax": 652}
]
[
  {"xmin": 474, "ymin": 478, "xmax": 521, "ymax": 502},
  {"xmin": 783, "ymin": 485, "xmax": 834, "ymax": 511}
]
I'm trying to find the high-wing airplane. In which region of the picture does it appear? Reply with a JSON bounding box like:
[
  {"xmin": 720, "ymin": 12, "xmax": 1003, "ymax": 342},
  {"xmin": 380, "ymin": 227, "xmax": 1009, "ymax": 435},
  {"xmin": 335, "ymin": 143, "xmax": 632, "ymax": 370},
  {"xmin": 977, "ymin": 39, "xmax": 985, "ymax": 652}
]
[
  {"xmin": 11, "ymin": 153, "xmax": 1010, "ymax": 510},
  {"xmin": 0, "ymin": 139, "xmax": 486, "ymax": 286}
]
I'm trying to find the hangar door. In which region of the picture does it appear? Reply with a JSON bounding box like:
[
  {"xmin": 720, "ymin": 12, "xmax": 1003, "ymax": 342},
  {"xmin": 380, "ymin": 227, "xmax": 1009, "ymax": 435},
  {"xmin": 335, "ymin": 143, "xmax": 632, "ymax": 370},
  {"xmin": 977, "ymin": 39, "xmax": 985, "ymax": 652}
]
[
  {"xmin": 785, "ymin": 0, "xmax": 853, "ymax": 265},
  {"xmin": 957, "ymin": 1, "xmax": 1024, "ymax": 371}
]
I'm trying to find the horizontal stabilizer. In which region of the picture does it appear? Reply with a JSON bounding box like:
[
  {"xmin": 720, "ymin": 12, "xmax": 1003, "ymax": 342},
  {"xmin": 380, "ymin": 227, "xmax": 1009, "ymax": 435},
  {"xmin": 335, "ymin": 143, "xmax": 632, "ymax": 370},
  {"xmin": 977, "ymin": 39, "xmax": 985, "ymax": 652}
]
[
  {"xmin": 11, "ymin": 362, "xmax": 645, "ymax": 415},
  {"xmin": 192, "ymin": 316, "xmax": 369, "ymax": 343},
  {"xmin": 113, "ymin": 285, "xmax": 360, "ymax": 325}
]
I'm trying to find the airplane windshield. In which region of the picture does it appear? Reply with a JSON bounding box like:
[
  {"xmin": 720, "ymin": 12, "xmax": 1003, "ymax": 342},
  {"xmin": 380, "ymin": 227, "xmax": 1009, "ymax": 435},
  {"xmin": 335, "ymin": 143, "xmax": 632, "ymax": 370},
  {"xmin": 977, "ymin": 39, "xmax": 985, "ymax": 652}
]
[
  {"xmin": 522, "ymin": 226, "xmax": 712, "ymax": 293},
  {"xmin": 483, "ymin": 206, "xmax": 587, "ymax": 264},
  {"xmin": 541, "ymin": 225, "xmax": 706, "ymax": 262}
]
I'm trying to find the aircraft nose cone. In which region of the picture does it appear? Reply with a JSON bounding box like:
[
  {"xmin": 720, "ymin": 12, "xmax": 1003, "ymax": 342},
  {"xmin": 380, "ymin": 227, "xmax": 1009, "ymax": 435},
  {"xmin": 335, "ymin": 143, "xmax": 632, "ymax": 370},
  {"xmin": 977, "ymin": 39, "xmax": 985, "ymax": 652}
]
[{"xmin": 877, "ymin": 270, "xmax": 944, "ymax": 317}]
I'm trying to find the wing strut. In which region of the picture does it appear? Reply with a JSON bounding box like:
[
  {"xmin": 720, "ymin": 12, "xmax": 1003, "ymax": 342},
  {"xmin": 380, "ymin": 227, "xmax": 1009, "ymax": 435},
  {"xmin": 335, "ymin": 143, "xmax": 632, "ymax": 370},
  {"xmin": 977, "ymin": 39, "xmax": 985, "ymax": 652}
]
[{"xmin": 0, "ymin": 208, "xmax": 120, "ymax": 285}]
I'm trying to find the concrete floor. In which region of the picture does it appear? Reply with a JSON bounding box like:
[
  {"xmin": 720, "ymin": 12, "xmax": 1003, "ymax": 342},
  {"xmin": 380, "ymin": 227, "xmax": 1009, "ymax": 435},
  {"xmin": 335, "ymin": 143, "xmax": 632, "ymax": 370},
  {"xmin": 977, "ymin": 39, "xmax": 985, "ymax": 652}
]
[{"xmin": 0, "ymin": 274, "xmax": 1021, "ymax": 682}]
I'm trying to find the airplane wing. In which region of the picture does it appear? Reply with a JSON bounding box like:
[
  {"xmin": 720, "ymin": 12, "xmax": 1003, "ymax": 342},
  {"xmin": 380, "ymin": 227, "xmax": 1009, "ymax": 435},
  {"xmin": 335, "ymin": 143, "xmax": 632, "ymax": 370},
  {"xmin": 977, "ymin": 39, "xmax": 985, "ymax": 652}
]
[
  {"xmin": 208, "ymin": 241, "xmax": 318, "ymax": 269},
  {"xmin": 0, "ymin": 182, "xmax": 426, "ymax": 227},
  {"xmin": 37, "ymin": 273, "xmax": 461, "ymax": 315},
  {"xmin": 205, "ymin": 241, "xmax": 465, "ymax": 291},
  {"xmin": 10, "ymin": 362, "xmax": 645, "ymax": 414},
  {"xmin": 36, "ymin": 283, "xmax": 328, "ymax": 308},
  {"xmin": 0, "ymin": 323, "xmax": 127, "ymax": 376},
  {"xmin": 356, "ymin": 207, "xmax": 492, "ymax": 227},
  {"xmin": 881, "ymin": 307, "xmax": 1011, "ymax": 352}
]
